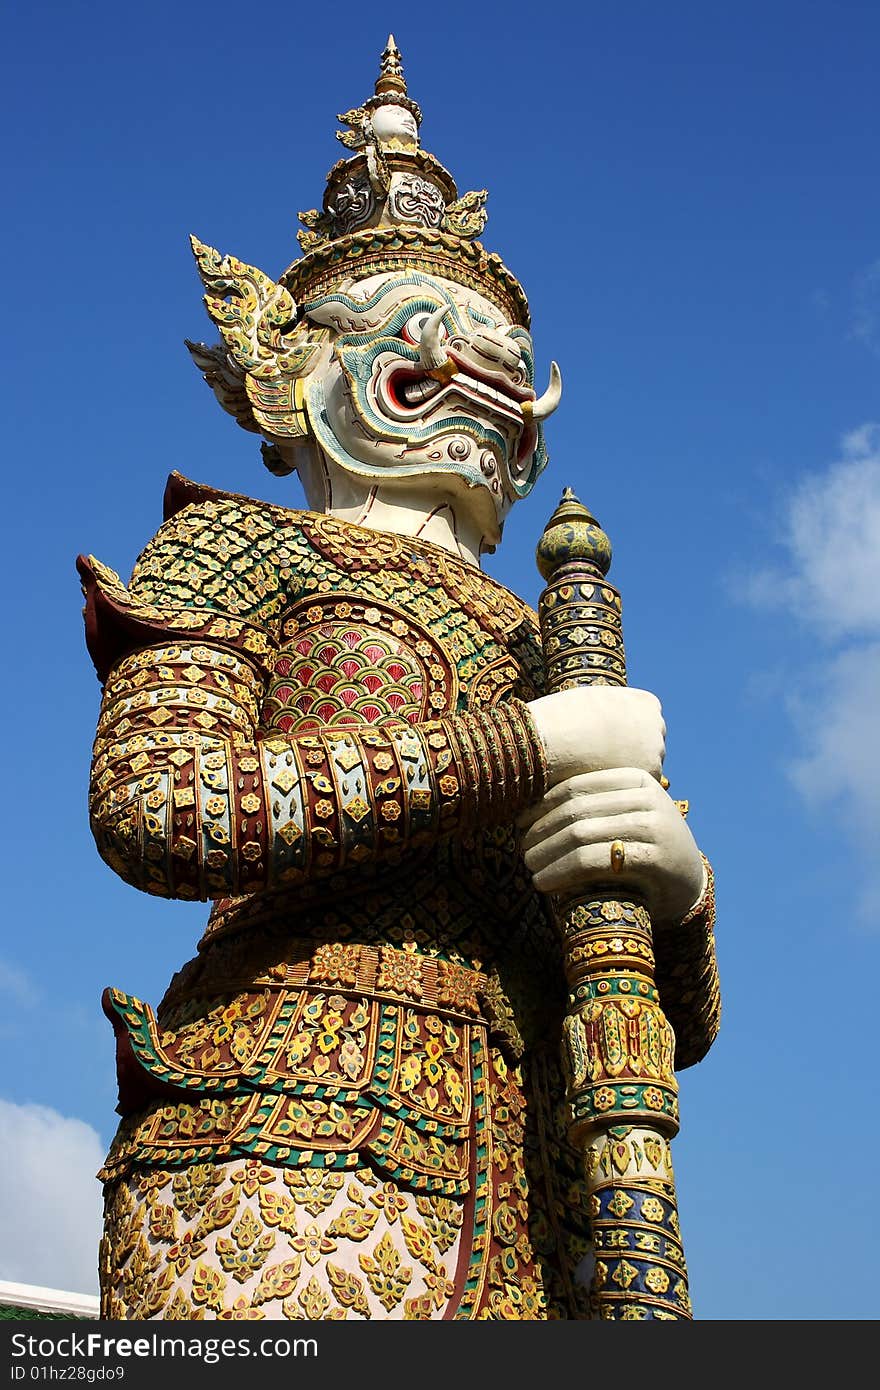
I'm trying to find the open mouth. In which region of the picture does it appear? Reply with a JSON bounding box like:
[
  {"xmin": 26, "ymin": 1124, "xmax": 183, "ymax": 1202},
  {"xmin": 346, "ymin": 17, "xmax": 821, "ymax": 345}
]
[
  {"xmin": 388, "ymin": 360, "xmax": 532, "ymax": 412},
  {"xmin": 385, "ymin": 357, "xmax": 538, "ymax": 466}
]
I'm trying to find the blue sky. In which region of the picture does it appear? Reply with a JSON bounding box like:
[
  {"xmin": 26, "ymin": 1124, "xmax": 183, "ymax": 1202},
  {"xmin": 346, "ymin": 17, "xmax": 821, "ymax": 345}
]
[{"xmin": 2, "ymin": 0, "xmax": 878, "ymax": 1318}]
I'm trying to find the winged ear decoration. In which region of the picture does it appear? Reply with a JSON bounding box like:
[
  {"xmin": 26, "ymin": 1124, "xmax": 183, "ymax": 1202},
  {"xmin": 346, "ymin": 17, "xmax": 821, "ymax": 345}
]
[
  {"xmin": 184, "ymin": 338, "xmax": 261, "ymax": 436},
  {"xmin": 188, "ymin": 236, "xmax": 325, "ymax": 442},
  {"xmin": 336, "ymin": 105, "xmax": 369, "ymax": 149},
  {"xmin": 444, "ymin": 189, "xmax": 489, "ymax": 239},
  {"xmin": 190, "ymin": 235, "xmax": 301, "ymax": 375}
]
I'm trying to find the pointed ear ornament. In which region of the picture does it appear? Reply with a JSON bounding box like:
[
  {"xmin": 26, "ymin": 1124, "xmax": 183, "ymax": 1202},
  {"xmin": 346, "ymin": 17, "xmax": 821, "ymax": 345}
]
[{"xmin": 188, "ymin": 235, "xmax": 324, "ymax": 441}]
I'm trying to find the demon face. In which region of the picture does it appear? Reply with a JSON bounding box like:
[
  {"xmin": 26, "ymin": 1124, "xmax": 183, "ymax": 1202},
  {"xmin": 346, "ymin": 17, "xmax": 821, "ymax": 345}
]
[
  {"xmin": 298, "ymin": 272, "xmax": 557, "ymax": 534},
  {"xmin": 190, "ymin": 244, "xmax": 561, "ymax": 549}
]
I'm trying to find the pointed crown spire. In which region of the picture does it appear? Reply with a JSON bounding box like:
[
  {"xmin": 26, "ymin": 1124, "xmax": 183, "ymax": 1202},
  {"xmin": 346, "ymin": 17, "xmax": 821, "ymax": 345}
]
[
  {"xmin": 352, "ymin": 32, "xmax": 422, "ymax": 134},
  {"xmin": 283, "ymin": 36, "xmax": 530, "ymax": 327},
  {"xmin": 375, "ymin": 33, "xmax": 407, "ymax": 96}
]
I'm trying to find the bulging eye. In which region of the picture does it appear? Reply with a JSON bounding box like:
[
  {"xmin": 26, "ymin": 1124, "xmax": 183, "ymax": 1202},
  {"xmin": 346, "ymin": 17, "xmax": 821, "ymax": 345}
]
[{"xmin": 400, "ymin": 310, "xmax": 449, "ymax": 346}]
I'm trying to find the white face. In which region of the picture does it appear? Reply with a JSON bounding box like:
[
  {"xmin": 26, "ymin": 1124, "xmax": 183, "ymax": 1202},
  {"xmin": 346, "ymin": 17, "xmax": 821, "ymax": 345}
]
[
  {"xmin": 370, "ymin": 104, "xmax": 419, "ymax": 147},
  {"xmin": 298, "ymin": 271, "xmax": 549, "ymax": 540}
]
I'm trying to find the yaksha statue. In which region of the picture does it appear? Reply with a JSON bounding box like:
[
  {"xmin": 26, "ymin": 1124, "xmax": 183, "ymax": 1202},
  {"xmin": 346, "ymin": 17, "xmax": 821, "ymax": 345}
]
[{"xmin": 80, "ymin": 38, "xmax": 719, "ymax": 1320}]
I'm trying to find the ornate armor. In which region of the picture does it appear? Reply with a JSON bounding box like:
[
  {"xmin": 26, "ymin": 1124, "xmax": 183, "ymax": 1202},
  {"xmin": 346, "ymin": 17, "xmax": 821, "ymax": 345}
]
[{"xmin": 81, "ymin": 476, "xmax": 718, "ymax": 1319}]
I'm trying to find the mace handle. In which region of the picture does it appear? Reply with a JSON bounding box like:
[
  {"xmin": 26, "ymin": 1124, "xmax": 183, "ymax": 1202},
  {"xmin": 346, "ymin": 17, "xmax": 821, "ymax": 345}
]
[{"xmin": 535, "ymin": 488, "xmax": 692, "ymax": 1320}]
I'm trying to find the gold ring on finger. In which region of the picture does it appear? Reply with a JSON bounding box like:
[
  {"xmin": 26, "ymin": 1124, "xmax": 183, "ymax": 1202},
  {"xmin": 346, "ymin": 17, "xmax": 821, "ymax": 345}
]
[{"xmin": 610, "ymin": 840, "xmax": 626, "ymax": 874}]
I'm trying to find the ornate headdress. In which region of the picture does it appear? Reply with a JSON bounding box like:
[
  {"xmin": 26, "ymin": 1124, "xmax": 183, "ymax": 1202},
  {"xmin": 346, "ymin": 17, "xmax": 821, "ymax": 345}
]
[
  {"xmin": 280, "ymin": 35, "xmax": 530, "ymax": 327},
  {"xmin": 186, "ymin": 36, "xmax": 559, "ymax": 518}
]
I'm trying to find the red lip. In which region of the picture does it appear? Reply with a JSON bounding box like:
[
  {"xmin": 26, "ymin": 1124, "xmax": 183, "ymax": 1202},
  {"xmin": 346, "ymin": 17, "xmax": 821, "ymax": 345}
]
[
  {"xmin": 386, "ymin": 366, "xmax": 440, "ymax": 411},
  {"xmin": 384, "ymin": 360, "xmax": 538, "ymax": 470},
  {"xmin": 387, "ymin": 352, "xmax": 535, "ymax": 413},
  {"xmin": 444, "ymin": 347, "xmax": 535, "ymax": 405}
]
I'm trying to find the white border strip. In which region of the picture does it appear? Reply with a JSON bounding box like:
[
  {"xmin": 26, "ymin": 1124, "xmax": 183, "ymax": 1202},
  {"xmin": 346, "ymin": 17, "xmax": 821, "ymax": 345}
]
[{"xmin": 0, "ymin": 1279, "xmax": 99, "ymax": 1318}]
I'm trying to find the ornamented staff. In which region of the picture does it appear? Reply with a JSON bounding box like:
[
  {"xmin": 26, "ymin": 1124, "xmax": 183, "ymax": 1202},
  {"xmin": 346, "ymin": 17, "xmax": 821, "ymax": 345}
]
[{"xmin": 536, "ymin": 489, "xmax": 692, "ymax": 1320}]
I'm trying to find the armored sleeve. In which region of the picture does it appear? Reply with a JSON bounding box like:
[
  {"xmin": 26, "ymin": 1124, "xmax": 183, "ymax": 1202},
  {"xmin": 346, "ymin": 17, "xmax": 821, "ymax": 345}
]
[
  {"xmin": 79, "ymin": 499, "xmax": 547, "ymax": 903},
  {"xmin": 656, "ymin": 855, "xmax": 720, "ymax": 1069}
]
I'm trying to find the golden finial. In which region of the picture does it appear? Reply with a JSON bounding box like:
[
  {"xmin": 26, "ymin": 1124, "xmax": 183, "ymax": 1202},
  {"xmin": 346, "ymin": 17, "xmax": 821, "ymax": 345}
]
[
  {"xmin": 375, "ymin": 33, "xmax": 407, "ymax": 96},
  {"xmin": 535, "ymin": 487, "xmax": 613, "ymax": 581}
]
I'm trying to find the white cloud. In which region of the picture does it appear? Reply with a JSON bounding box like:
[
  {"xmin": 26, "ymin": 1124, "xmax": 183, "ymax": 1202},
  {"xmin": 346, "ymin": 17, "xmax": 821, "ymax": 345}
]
[
  {"xmin": 0, "ymin": 1100, "xmax": 103, "ymax": 1295},
  {"xmin": 787, "ymin": 644, "xmax": 880, "ymax": 903},
  {"xmin": 745, "ymin": 424, "xmax": 880, "ymax": 926},
  {"xmin": 841, "ymin": 423, "xmax": 879, "ymax": 457},
  {"xmin": 747, "ymin": 424, "xmax": 880, "ymax": 637}
]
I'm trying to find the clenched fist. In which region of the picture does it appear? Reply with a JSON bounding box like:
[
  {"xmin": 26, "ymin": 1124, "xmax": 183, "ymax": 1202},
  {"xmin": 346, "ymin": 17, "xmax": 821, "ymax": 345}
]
[
  {"xmin": 518, "ymin": 768, "xmax": 706, "ymax": 926},
  {"xmin": 527, "ymin": 686, "xmax": 666, "ymax": 785}
]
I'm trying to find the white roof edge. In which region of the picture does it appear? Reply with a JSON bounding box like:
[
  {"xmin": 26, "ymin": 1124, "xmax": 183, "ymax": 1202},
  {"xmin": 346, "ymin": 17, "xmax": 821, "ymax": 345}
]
[{"xmin": 0, "ymin": 1279, "xmax": 100, "ymax": 1317}]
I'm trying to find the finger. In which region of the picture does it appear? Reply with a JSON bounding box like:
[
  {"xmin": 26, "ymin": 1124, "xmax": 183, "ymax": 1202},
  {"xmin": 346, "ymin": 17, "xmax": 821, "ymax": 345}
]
[
  {"xmin": 530, "ymin": 842, "xmax": 654, "ymax": 895},
  {"xmin": 517, "ymin": 768, "xmax": 650, "ymax": 829},
  {"xmin": 523, "ymin": 816, "xmax": 657, "ymax": 874},
  {"xmin": 520, "ymin": 788, "xmax": 657, "ymax": 851},
  {"xmin": 629, "ymin": 688, "xmax": 664, "ymax": 715}
]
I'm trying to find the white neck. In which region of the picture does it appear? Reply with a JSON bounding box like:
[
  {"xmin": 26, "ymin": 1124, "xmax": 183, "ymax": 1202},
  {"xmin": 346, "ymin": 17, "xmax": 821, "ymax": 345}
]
[{"xmin": 293, "ymin": 446, "xmax": 496, "ymax": 567}]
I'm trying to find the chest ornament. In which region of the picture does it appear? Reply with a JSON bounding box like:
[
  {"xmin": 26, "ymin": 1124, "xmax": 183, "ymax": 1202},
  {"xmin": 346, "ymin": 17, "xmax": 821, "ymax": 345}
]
[
  {"xmin": 263, "ymin": 596, "xmax": 457, "ymax": 732},
  {"xmin": 298, "ymin": 513, "xmax": 531, "ymax": 641}
]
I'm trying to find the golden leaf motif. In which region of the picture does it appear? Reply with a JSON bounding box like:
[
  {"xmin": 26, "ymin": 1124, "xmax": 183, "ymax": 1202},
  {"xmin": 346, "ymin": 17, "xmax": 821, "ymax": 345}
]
[
  {"xmin": 194, "ymin": 1182, "xmax": 241, "ymax": 1238},
  {"xmin": 295, "ymin": 1276, "xmax": 330, "ymax": 1320},
  {"xmin": 122, "ymin": 1233, "xmax": 160, "ymax": 1298},
  {"xmin": 230, "ymin": 1161, "xmax": 276, "ymax": 1198},
  {"xmin": 443, "ymin": 1069, "xmax": 465, "ymax": 1115},
  {"xmin": 217, "ymin": 1295, "xmax": 265, "ymax": 1320},
  {"xmin": 191, "ymin": 1260, "xmax": 227, "ymax": 1311},
  {"xmin": 290, "ymin": 1222, "xmax": 337, "ymax": 1267},
  {"xmin": 134, "ymin": 1266, "xmax": 175, "ymax": 1319},
  {"xmin": 164, "ymin": 1230, "xmax": 206, "ymax": 1276},
  {"xmin": 230, "ymin": 1026, "xmax": 257, "ymax": 1064},
  {"xmin": 110, "ymin": 1211, "xmax": 143, "ymax": 1270},
  {"xmin": 251, "ymin": 1255, "xmax": 303, "ymax": 1305},
  {"xmin": 400, "ymin": 1215, "xmax": 436, "ymax": 1269},
  {"xmin": 404, "ymin": 1292, "xmax": 435, "ymax": 1319},
  {"xmin": 164, "ymin": 1288, "xmax": 204, "ymax": 1320},
  {"xmin": 359, "ymin": 1231, "xmax": 412, "ymax": 1311},
  {"xmin": 398, "ymin": 1055, "xmax": 422, "ymax": 1092},
  {"xmin": 169, "ymin": 1167, "xmax": 221, "ymax": 1223},
  {"xmin": 326, "ymin": 1205, "xmax": 379, "ymax": 1242},
  {"xmin": 283, "ymin": 1170, "xmax": 345, "ymax": 1216},
  {"xmin": 230, "ymin": 1206, "xmax": 263, "ymax": 1251},
  {"xmin": 287, "ymin": 1033, "xmax": 313, "ymax": 1068},
  {"xmin": 216, "ymin": 1230, "xmax": 276, "ymax": 1283},
  {"xmin": 414, "ymin": 1196, "xmax": 463, "ymax": 1255},
  {"xmin": 258, "ymin": 1188, "xmax": 299, "ymax": 1234},
  {"xmin": 327, "ymin": 1263, "xmax": 372, "ymax": 1318},
  {"xmin": 610, "ymin": 1141, "xmax": 631, "ymax": 1176},
  {"xmin": 147, "ymin": 1202, "xmax": 177, "ymax": 1243},
  {"xmin": 643, "ymin": 1137, "xmax": 665, "ymax": 1169}
]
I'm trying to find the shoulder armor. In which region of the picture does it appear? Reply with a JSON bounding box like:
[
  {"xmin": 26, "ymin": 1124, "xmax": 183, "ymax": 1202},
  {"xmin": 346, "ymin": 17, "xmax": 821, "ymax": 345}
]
[
  {"xmin": 77, "ymin": 547, "xmax": 277, "ymax": 684},
  {"xmin": 78, "ymin": 476, "xmax": 324, "ymax": 682},
  {"xmin": 162, "ymin": 470, "xmax": 299, "ymax": 524}
]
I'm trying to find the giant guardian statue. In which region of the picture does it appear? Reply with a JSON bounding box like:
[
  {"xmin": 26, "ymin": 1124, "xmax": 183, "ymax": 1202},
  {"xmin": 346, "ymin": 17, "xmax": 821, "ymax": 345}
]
[{"xmin": 80, "ymin": 38, "xmax": 718, "ymax": 1320}]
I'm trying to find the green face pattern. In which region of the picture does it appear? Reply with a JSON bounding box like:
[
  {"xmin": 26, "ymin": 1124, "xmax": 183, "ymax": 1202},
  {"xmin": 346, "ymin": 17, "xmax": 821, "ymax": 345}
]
[{"xmin": 302, "ymin": 273, "xmax": 549, "ymax": 522}]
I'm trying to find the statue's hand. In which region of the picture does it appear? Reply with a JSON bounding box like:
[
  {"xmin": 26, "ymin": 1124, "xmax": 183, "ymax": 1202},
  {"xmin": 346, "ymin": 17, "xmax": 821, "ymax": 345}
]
[
  {"xmin": 518, "ymin": 768, "xmax": 706, "ymax": 925},
  {"xmin": 527, "ymin": 687, "xmax": 666, "ymax": 785}
]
